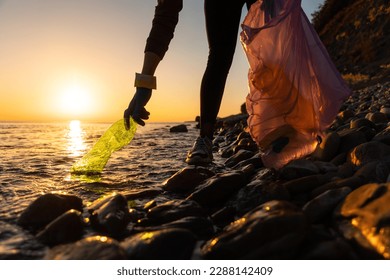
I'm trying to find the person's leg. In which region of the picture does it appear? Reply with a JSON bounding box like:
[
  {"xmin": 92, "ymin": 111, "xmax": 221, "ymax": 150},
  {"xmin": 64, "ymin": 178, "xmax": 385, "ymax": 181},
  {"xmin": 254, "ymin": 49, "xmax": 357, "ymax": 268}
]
[
  {"xmin": 186, "ymin": 0, "xmax": 255, "ymax": 164},
  {"xmin": 200, "ymin": 0, "xmax": 248, "ymax": 139}
]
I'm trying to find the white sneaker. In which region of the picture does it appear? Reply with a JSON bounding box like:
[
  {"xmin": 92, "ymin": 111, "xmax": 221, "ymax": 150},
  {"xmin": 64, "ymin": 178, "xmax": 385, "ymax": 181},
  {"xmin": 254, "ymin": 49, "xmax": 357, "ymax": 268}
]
[{"xmin": 185, "ymin": 136, "xmax": 213, "ymax": 165}]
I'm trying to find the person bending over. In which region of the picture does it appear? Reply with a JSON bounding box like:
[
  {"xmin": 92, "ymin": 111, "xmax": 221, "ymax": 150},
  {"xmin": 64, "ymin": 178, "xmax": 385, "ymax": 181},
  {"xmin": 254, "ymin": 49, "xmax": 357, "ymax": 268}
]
[{"xmin": 124, "ymin": 0, "xmax": 256, "ymax": 164}]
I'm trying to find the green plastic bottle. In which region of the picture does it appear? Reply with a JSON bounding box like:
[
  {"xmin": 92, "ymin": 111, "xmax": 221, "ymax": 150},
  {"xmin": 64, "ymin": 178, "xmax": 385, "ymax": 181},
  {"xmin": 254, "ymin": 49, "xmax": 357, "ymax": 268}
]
[{"xmin": 71, "ymin": 118, "xmax": 137, "ymax": 175}]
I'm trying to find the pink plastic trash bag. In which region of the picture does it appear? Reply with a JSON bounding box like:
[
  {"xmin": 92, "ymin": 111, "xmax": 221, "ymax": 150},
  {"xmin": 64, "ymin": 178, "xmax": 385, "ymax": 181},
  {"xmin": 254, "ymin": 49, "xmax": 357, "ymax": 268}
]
[{"xmin": 240, "ymin": 0, "xmax": 351, "ymax": 169}]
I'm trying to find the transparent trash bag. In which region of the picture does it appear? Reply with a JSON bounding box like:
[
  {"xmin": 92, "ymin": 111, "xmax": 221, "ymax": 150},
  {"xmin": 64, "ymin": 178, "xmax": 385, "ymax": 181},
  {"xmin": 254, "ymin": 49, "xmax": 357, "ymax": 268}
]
[
  {"xmin": 71, "ymin": 118, "xmax": 137, "ymax": 175},
  {"xmin": 240, "ymin": 0, "xmax": 351, "ymax": 169}
]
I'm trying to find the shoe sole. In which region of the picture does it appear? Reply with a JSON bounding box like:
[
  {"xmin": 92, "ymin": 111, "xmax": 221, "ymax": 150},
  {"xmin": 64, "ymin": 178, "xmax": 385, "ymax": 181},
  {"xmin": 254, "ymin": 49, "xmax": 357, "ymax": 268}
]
[{"xmin": 185, "ymin": 155, "xmax": 213, "ymax": 165}]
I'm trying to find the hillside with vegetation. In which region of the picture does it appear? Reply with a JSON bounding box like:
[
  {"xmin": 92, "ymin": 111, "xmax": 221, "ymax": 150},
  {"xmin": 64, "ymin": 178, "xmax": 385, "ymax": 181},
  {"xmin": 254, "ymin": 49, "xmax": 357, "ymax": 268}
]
[{"xmin": 311, "ymin": 0, "xmax": 390, "ymax": 89}]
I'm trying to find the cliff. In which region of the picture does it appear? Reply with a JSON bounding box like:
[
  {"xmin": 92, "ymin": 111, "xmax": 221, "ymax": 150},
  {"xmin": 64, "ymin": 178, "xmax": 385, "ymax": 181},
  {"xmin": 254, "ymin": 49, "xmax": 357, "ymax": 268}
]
[{"xmin": 312, "ymin": 0, "xmax": 390, "ymax": 89}]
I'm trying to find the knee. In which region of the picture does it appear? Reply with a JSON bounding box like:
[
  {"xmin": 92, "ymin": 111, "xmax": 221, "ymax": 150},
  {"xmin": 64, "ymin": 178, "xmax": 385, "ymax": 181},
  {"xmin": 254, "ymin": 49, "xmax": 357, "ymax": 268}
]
[{"xmin": 207, "ymin": 50, "xmax": 234, "ymax": 73}]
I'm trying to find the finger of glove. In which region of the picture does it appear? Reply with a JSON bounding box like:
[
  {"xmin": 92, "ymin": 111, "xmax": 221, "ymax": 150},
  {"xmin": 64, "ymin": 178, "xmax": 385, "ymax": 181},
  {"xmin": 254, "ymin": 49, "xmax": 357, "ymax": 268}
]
[
  {"xmin": 133, "ymin": 108, "xmax": 150, "ymax": 126},
  {"xmin": 124, "ymin": 117, "xmax": 130, "ymax": 130},
  {"xmin": 124, "ymin": 97, "xmax": 138, "ymax": 129},
  {"xmin": 133, "ymin": 107, "xmax": 149, "ymax": 118},
  {"xmin": 124, "ymin": 108, "xmax": 131, "ymax": 130},
  {"xmin": 133, "ymin": 116, "xmax": 145, "ymax": 126},
  {"xmin": 139, "ymin": 109, "xmax": 150, "ymax": 119}
]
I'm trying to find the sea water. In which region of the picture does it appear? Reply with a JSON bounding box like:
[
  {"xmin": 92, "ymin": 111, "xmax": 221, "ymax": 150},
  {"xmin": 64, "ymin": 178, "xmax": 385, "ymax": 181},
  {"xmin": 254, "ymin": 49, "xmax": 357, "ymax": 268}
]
[{"xmin": 0, "ymin": 120, "xmax": 200, "ymax": 224}]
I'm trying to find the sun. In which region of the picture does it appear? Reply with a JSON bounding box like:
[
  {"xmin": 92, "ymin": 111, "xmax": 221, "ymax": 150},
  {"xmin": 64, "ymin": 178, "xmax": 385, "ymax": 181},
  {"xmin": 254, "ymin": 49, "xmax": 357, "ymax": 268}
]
[{"xmin": 59, "ymin": 83, "xmax": 92, "ymax": 117}]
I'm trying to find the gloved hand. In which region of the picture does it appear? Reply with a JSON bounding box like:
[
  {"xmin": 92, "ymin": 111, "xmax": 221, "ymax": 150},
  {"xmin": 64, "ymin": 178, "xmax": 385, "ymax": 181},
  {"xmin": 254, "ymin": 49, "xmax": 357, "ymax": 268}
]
[{"xmin": 124, "ymin": 87, "xmax": 152, "ymax": 129}]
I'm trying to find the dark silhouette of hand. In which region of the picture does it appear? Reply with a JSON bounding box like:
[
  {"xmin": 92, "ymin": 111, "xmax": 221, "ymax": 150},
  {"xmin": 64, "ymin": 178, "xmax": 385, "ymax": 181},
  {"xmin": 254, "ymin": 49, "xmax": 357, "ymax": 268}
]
[{"xmin": 124, "ymin": 87, "xmax": 152, "ymax": 128}]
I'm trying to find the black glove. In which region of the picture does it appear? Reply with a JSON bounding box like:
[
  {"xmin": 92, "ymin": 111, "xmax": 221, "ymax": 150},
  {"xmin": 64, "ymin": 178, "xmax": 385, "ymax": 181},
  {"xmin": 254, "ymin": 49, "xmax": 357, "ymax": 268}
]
[{"xmin": 124, "ymin": 87, "xmax": 152, "ymax": 128}]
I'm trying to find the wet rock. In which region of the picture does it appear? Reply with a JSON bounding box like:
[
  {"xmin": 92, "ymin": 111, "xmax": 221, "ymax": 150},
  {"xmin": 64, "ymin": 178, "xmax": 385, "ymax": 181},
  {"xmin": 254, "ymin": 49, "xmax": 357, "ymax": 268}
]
[
  {"xmin": 302, "ymin": 238, "xmax": 358, "ymax": 259},
  {"xmin": 224, "ymin": 149, "xmax": 254, "ymax": 168},
  {"xmin": 90, "ymin": 194, "xmax": 130, "ymax": 237},
  {"xmin": 354, "ymin": 161, "xmax": 381, "ymax": 182},
  {"xmin": 121, "ymin": 229, "xmax": 196, "ymax": 259},
  {"xmin": 169, "ymin": 124, "xmax": 188, "ymax": 133},
  {"xmin": 0, "ymin": 221, "xmax": 45, "ymax": 260},
  {"xmin": 376, "ymin": 160, "xmax": 390, "ymax": 182},
  {"xmin": 310, "ymin": 176, "xmax": 364, "ymax": 198},
  {"xmin": 337, "ymin": 109, "xmax": 355, "ymax": 123},
  {"xmin": 36, "ymin": 209, "xmax": 84, "ymax": 246},
  {"xmin": 357, "ymin": 126, "xmax": 377, "ymax": 142},
  {"xmin": 309, "ymin": 162, "xmax": 376, "ymax": 199},
  {"xmin": 350, "ymin": 118, "xmax": 376, "ymax": 130},
  {"xmin": 330, "ymin": 152, "xmax": 347, "ymax": 166},
  {"xmin": 279, "ymin": 159, "xmax": 320, "ymax": 180},
  {"xmin": 283, "ymin": 173, "xmax": 335, "ymax": 195},
  {"xmin": 373, "ymin": 126, "xmax": 390, "ymax": 145},
  {"xmin": 299, "ymin": 224, "xmax": 358, "ymax": 260},
  {"xmin": 302, "ymin": 187, "xmax": 351, "ymax": 223},
  {"xmin": 237, "ymin": 131, "xmax": 251, "ymax": 141},
  {"xmin": 143, "ymin": 200, "xmax": 156, "ymax": 210},
  {"xmin": 366, "ymin": 112, "xmax": 388, "ymax": 124},
  {"xmin": 337, "ymin": 129, "xmax": 367, "ymax": 154},
  {"xmin": 336, "ymin": 162, "xmax": 356, "ymax": 178},
  {"xmin": 380, "ymin": 107, "xmax": 390, "ymax": 118},
  {"xmin": 233, "ymin": 138, "xmax": 258, "ymax": 154},
  {"xmin": 348, "ymin": 141, "xmax": 390, "ymax": 167},
  {"xmin": 312, "ymin": 132, "xmax": 340, "ymax": 161},
  {"xmin": 240, "ymin": 163, "xmax": 256, "ymax": 178},
  {"xmin": 201, "ymin": 200, "xmax": 308, "ymax": 259},
  {"xmin": 87, "ymin": 193, "xmax": 117, "ymax": 213},
  {"xmin": 212, "ymin": 135, "xmax": 225, "ymax": 146},
  {"xmin": 128, "ymin": 208, "xmax": 146, "ymax": 223},
  {"xmin": 313, "ymin": 161, "xmax": 338, "ymax": 174},
  {"xmin": 251, "ymin": 167, "xmax": 276, "ymax": 181},
  {"xmin": 147, "ymin": 199, "xmax": 206, "ymax": 225},
  {"xmin": 44, "ymin": 236, "xmax": 127, "ymax": 260},
  {"xmin": 17, "ymin": 193, "xmax": 83, "ymax": 230},
  {"xmin": 133, "ymin": 216, "xmax": 215, "ymax": 240},
  {"xmin": 219, "ymin": 139, "xmax": 239, "ymax": 158},
  {"xmin": 229, "ymin": 181, "xmax": 290, "ymax": 215},
  {"xmin": 162, "ymin": 166, "xmax": 215, "ymax": 193},
  {"xmin": 122, "ymin": 187, "xmax": 163, "ymax": 200},
  {"xmin": 217, "ymin": 114, "xmax": 248, "ymax": 128},
  {"xmin": 335, "ymin": 183, "xmax": 390, "ymax": 259},
  {"xmin": 186, "ymin": 171, "xmax": 247, "ymax": 208},
  {"xmin": 211, "ymin": 206, "xmax": 237, "ymax": 228},
  {"xmin": 231, "ymin": 152, "xmax": 264, "ymax": 169}
]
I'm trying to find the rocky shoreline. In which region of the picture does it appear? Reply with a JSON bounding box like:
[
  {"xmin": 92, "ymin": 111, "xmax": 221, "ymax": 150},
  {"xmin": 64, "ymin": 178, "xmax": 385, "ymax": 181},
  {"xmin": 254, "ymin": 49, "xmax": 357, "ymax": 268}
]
[{"xmin": 3, "ymin": 82, "xmax": 390, "ymax": 260}]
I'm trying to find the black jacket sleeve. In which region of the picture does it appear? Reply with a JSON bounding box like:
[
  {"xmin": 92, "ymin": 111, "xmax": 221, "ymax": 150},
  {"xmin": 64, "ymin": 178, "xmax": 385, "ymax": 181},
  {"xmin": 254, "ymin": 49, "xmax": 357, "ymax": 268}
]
[{"xmin": 144, "ymin": 0, "xmax": 183, "ymax": 59}]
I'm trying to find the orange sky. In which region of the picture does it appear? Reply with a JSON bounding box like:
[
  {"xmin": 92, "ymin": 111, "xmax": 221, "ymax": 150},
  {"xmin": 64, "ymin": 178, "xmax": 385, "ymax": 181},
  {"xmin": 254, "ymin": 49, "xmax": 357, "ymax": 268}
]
[{"xmin": 0, "ymin": 0, "xmax": 323, "ymax": 123}]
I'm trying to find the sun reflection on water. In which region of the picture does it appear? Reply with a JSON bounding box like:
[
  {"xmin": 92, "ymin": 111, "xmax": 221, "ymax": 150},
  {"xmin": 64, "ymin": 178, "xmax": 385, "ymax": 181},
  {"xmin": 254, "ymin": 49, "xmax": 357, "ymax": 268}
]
[
  {"xmin": 67, "ymin": 120, "xmax": 86, "ymax": 157},
  {"xmin": 66, "ymin": 120, "xmax": 102, "ymax": 183}
]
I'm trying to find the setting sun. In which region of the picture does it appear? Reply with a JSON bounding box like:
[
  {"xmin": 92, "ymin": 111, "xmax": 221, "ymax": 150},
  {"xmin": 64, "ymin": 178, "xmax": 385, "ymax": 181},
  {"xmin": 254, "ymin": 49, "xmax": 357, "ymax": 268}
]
[{"xmin": 59, "ymin": 84, "xmax": 91, "ymax": 115}]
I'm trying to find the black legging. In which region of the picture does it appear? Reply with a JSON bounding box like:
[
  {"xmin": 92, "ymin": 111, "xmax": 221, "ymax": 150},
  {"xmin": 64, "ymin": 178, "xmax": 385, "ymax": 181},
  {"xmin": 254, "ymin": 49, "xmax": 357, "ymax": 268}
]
[{"xmin": 200, "ymin": 0, "xmax": 256, "ymax": 138}]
